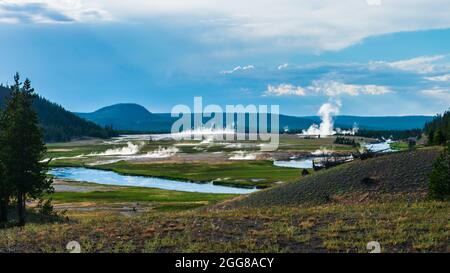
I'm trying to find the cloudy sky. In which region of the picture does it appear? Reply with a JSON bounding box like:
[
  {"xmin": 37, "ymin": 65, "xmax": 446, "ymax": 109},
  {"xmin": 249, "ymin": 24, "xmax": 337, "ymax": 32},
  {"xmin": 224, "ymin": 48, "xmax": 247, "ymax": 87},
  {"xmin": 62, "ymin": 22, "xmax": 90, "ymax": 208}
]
[{"xmin": 0, "ymin": 0, "xmax": 449, "ymax": 116}]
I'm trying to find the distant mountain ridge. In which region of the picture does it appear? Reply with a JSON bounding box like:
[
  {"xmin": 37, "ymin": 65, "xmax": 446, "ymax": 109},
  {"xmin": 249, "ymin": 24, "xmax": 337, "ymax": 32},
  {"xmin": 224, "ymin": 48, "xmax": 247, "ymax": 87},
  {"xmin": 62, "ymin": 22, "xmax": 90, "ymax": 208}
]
[
  {"xmin": 76, "ymin": 103, "xmax": 434, "ymax": 132},
  {"xmin": 75, "ymin": 103, "xmax": 174, "ymax": 132},
  {"xmin": 0, "ymin": 85, "xmax": 115, "ymax": 142}
]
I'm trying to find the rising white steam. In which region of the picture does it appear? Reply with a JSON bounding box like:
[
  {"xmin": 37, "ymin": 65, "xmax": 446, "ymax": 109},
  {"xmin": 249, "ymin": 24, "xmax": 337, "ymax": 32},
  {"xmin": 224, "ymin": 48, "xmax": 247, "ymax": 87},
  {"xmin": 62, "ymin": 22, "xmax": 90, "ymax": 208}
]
[
  {"xmin": 302, "ymin": 102, "xmax": 340, "ymax": 136},
  {"xmin": 228, "ymin": 151, "xmax": 257, "ymax": 160},
  {"xmin": 336, "ymin": 124, "xmax": 359, "ymax": 135},
  {"xmin": 137, "ymin": 146, "xmax": 180, "ymax": 158},
  {"xmin": 91, "ymin": 141, "xmax": 143, "ymax": 156},
  {"xmin": 86, "ymin": 146, "xmax": 180, "ymax": 166},
  {"xmin": 301, "ymin": 102, "xmax": 358, "ymax": 136},
  {"xmin": 311, "ymin": 147, "xmax": 333, "ymax": 156}
]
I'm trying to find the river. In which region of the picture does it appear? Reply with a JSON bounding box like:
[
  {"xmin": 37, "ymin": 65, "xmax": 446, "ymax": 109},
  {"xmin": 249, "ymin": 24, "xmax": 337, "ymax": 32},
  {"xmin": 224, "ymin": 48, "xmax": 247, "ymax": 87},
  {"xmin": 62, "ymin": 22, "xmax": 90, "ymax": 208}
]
[{"xmin": 49, "ymin": 167, "xmax": 258, "ymax": 194}]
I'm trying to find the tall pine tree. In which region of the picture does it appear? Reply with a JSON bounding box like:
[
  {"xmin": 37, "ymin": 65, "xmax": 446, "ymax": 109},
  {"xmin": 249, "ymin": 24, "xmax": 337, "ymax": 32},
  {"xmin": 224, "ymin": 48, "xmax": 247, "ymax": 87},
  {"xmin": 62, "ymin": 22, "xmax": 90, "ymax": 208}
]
[
  {"xmin": 0, "ymin": 160, "xmax": 9, "ymax": 225},
  {"xmin": 0, "ymin": 73, "xmax": 52, "ymax": 226},
  {"xmin": 0, "ymin": 82, "xmax": 12, "ymax": 225}
]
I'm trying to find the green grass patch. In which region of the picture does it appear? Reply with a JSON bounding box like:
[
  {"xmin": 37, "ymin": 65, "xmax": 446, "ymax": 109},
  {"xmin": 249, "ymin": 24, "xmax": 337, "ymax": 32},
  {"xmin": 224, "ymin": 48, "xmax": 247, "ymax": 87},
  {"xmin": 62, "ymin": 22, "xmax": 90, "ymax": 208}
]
[
  {"xmin": 50, "ymin": 186, "xmax": 234, "ymax": 204},
  {"xmin": 95, "ymin": 160, "xmax": 300, "ymax": 188},
  {"xmin": 390, "ymin": 142, "xmax": 410, "ymax": 151}
]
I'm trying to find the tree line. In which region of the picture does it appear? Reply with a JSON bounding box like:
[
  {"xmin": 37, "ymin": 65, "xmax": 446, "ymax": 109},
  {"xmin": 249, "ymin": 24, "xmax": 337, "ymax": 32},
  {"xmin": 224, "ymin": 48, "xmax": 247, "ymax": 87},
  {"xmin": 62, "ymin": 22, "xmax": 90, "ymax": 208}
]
[
  {"xmin": 355, "ymin": 129, "xmax": 422, "ymax": 140},
  {"xmin": 424, "ymin": 110, "xmax": 450, "ymax": 145},
  {"xmin": 425, "ymin": 110, "xmax": 450, "ymax": 200},
  {"xmin": 0, "ymin": 73, "xmax": 52, "ymax": 226},
  {"xmin": 334, "ymin": 136, "xmax": 360, "ymax": 147}
]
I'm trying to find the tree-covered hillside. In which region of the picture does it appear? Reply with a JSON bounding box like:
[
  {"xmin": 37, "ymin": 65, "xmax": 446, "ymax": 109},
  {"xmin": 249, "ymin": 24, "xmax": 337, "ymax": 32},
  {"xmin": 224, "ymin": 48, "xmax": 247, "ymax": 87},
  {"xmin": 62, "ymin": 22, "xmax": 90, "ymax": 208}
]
[
  {"xmin": 0, "ymin": 85, "xmax": 116, "ymax": 142},
  {"xmin": 424, "ymin": 110, "xmax": 450, "ymax": 145}
]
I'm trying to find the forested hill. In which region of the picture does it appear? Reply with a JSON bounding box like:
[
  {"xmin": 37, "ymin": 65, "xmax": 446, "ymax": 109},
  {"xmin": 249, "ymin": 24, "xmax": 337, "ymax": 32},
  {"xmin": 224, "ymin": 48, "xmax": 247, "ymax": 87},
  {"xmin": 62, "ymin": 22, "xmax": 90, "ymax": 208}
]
[
  {"xmin": 0, "ymin": 85, "xmax": 116, "ymax": 142},
  {"xmin": 424, "ymin": 110, "xmax": 450, "ymax": 145}
]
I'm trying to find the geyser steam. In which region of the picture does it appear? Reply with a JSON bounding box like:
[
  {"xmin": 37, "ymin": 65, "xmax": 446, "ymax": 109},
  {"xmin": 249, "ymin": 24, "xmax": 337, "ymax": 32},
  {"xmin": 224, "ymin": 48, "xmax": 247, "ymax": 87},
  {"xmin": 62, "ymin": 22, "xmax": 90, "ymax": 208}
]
[
  {"xmin": 301, "ymin": 102, "xmax": 358, "ymax": 136},
  {"xmin": 92, "ymin": 141, "xmax": 143, "ymax": 156},
  {"xmin": 302, "ymin": 102, "xmax": 340, "ymax": 136}
]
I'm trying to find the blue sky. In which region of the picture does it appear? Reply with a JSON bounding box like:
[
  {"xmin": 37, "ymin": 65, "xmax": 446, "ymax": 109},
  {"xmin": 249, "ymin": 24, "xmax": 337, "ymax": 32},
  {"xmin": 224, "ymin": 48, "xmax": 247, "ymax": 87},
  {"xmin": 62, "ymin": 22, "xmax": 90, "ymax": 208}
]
[{"xmin": 0, "ymin": 0, "xmax": 449, "ymax": 116}]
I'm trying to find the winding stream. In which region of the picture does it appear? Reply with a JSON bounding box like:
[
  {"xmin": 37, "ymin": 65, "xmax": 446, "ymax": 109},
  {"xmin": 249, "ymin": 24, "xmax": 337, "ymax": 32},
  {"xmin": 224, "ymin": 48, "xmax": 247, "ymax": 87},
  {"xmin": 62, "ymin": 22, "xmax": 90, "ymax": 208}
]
[{"xmin": 49, "ymin": 167, "xmax": 258, "ymax": 194}]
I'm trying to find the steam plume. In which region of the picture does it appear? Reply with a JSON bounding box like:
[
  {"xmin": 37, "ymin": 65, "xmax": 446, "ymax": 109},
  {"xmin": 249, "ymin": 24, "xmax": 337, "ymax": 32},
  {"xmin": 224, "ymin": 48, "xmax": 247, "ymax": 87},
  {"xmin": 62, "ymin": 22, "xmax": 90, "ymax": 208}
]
[
  {"xmin": 301, "ymin": 102, "xmax": 358, "ymax": 136},
  {"xmin": 302, "ymin": 102, "xmax": 340, "ymax": 136}
]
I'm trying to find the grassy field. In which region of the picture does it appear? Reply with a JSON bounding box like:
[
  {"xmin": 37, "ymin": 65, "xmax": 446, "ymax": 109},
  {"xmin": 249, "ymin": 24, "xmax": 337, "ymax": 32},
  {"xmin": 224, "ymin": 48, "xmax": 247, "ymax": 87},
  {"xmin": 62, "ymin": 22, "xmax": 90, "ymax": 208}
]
[
  {"xmin": 276, "ymin": 136, "xmax": 361, "ymax": 152},
  {"xmin": 49, "ymin": 186, "xmax": 234, "ymax": 206},
  {"xmin": 46, "ymin": 139, "xmax": 116, "ymax": 158},
  {"xmin": 95, "ymin": 160, "xmax": 300, "ymax": 188},
  {"xmin": 0, "ymin": 199, "xmax": 447, "ymax": 253},
  {"xmin": 389, "ymin": 141, "xmax": 410, "ymax": 151}
]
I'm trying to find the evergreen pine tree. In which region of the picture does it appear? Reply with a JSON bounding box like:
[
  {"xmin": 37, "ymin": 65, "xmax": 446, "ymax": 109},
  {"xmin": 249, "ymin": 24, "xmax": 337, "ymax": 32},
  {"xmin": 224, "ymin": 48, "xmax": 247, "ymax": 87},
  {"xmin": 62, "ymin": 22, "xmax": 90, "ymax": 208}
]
[{"xmin": 0, "ymin": 73, "xmax": 52, "ymax": 226}]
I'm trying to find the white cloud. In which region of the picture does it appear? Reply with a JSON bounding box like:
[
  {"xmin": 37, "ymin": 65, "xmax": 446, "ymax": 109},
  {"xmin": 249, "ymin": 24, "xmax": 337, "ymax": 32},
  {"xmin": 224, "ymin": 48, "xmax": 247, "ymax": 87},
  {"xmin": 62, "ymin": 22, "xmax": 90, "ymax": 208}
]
[
  {"xmin": 369, "ymin": 55, "xmax": 449, "ymax": 74},
  {"xmin": 387, "ymin": 55, "xmax": 445, "ymax": 74},
  {"xmin": 0, "ymin": 0, "xmax": 111, "ymax": 23},
  {"xmin": 424, "ymin": 74, "xmax": 450, "ymax": 82},
  {"xmin": 422, "ymin": 87, "xmax": 450, "ymax": 102},
  {"xmin": 277, "ymin": 63, "xmax": 289, "ymax": 70},
  {"xmin": 264, "ymin": 80, "xmax": 391, "ymax": 97},
  {"xmin": 0, "ymin": 16, "xmax": 19, "ymax": 24},
  {"xmin": 3, "ymin": 0, "xmax": 450, "ymax": 51},
  {"xmin": 308, "ymin": 80, "xmax": 391, "ymax": 97},
  {"xmin": 309, "ymin": 80, "xmax": 391, "ymax": 96},
  {"xmin": 264, "ymin": 84, "xmax": 305, "ymax": 96},
  {"xmin": 220, "ymin": 65, "xmax": 254, "ymax": 74},
  {"xmin": 220, "ymin": 66, "xmax": 241, "ymax": 74}
]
